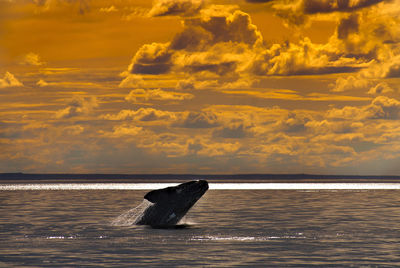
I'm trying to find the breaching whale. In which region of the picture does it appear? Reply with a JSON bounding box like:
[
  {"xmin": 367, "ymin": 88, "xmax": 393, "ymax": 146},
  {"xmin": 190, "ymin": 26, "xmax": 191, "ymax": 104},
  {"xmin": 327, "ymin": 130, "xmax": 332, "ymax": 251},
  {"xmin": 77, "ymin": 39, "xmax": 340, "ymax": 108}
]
[
  {"xmin": 137, "ymin": 180, "xmax": 209, "ymax": 227},
  {"xmin": 113, "ymin": 180, "xmax": 209, "ymax": 228}
]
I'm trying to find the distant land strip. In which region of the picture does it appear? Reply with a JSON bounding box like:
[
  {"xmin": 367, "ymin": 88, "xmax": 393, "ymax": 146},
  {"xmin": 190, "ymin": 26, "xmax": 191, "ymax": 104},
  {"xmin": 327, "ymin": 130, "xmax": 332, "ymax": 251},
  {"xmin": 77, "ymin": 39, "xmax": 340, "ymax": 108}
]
[{"xmin": 1, "ymin": 173, "xmax": 400, "ymax": 183}]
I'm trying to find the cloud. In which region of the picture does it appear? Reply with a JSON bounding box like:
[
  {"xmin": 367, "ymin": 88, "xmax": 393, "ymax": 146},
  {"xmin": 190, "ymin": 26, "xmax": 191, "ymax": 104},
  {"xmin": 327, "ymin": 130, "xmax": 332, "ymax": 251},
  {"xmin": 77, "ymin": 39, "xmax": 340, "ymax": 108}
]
[
  {"xmin": 276, "ymin": 112, "xmax": 312, "ymax": 133},
  {"xmin": 358, "ymin": 55, "xmax": 400, "ymax": 79},
  {"xmin": 367, "ymin": 82, "xmax": 394, "ymax": 95},
  {"xmin": 302, "ymin": 0, "xmax": 385, "ymax": 14},
  {"xmin": 222, "ymin": 89, "xmax": 303, "ymax": 100},
  {"xmin": 306, "ymin": 120, "xmax": 364, "ymax": 135},
  {"xmin": 330, "ymin": 75, "xmax": 370, "ymax": 92},
  {"xmin": 36, "ymin": 79, "xmax": 49, "ymax": 87},
  {"xmin": 327, "ymin": 96, "xmax": 400, "ymax": 120},
  {"xmin": 0, "ymin": 72, "xmax": 23, "ymax": 88},
  {"xmin": 123, "ymin": 2, "xmax": 391, "ymax": 89},
  {"xmin": 107, "ymin": 125, "xmax": 144, "ymax": 137},
  {"xmin": 273, "ymin": 0, "xmax": 386, "ymax": 27},
  {"xmin": 55, "ymin": 96, "xmax": 98, "ymax": 119},
  {"xmin": 148, "ymin": 0, "xmax": 204, "ymax": 17},
  {"xmin": 122, "ymin": 5, "xmax": 267, "ymax": 88},
  {"xmin": 272, "ymin": 0, "xmax": 400, "ymax": 81},
  {"xmin": 173, "ymin": 42, "xmax": 253, "ymax": 80},
  {"xmin": 127, "ymin": 42, "xmax": 173, "ymax": 75},
  {"xmin": 119, "ymin": 74, "xmax": 145, "ymax": 88},
  {"xmin": 33, "ymin": 0, "xmax": 90, "ymax": 14},
  {"xmin": 103, "ymin": 108, "xmax": 176, "ymax": 122},
  {"xmin": 125, "ymin": 88, "xmax": 194, "ymax": 103},
  {"xmin": 104, "ymin": 105, "xmax": 279, "ymax": 136},
  {"xmin": 326, "ymin": 106, "xmax": 363, "ymax": 120},
  {"xmin": 202, "ymin": 104, "xmax": 289, "ymax": 130},
  {"xmin": 176, "ymin": 137, "xmax": 243, "ymax": 157},
  {"xmin": 175, "ymin": 111, "xmax": 219, "ymax": 128},
  {"xmin": 365, "ymin": 96, "xmax": 400, "ymax": 119},
  {"xmin": 212, "ymin": 123, "xmax": 250, "ymax": 139},
  {"xmin": 34, "ymin": 78, "xmax": 95, "ymax": 89},
  {"xmin": 190, "ymin": 139, "xmax": 241, "ymax": 157},
  {"xmin": 325, "ymin": 5, "xmax": 400, "ymax": 94},
  {"xmin": 335, "ymin": 11, "xmax": 399, "ymax": 59},
  {"xmin": 381, "ymin": 55, "xmax": 400, "ymax": 78},
  {"xmin": 121, "ymin": 7, "xmax": 150, "ymax": 20},
  {"xmin": 337, "ymin": 13, "xmax": 359, "ymax": 40},
  {"xmin": 99, "ymin": 5, "xmax": 118, "ymax": 13},
  {"xmin": 39, "ymin": 67, "xmax": 81, "ymax": 75},
  {"xmin": 251, "ymin": 38, "xmax": 364, "ymax": 76},
  {"xmin": 63, "ymin": 125, "xmax": 84, "ymax": 135},
  {"xmin": 20, "ymin": 52, "xmax": 45, "ymax": 66},
  {"xmin": 6, "ymin": 95, "xmax": 400, "ymax": 173},
  {"xmin": 172, "ymin": 6, "xmax": 263, "ymax": 49}
]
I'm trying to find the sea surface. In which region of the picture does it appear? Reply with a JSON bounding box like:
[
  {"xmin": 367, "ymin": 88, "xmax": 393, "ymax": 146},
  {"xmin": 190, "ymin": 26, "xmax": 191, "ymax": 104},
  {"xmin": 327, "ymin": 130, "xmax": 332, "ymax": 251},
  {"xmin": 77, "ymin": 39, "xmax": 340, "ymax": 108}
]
[{"xmin": 2, "ymin": 182, "xmax": 400, "ymax": 267}]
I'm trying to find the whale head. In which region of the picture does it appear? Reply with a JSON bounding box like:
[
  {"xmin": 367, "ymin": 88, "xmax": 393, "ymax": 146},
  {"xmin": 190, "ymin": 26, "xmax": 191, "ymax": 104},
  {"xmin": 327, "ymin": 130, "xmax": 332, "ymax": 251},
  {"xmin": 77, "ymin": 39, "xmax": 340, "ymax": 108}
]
[{"xmin": 137, "ymin": 180, "xmax": 209, "ymax": 227}]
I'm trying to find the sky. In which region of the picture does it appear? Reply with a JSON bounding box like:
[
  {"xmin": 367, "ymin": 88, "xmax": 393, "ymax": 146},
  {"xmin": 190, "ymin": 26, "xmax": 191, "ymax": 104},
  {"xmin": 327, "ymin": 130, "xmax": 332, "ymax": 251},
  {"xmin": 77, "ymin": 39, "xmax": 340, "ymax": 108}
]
[{"xmin": 0, "ymin": 0, "xmax": 400, "ymax": 175}]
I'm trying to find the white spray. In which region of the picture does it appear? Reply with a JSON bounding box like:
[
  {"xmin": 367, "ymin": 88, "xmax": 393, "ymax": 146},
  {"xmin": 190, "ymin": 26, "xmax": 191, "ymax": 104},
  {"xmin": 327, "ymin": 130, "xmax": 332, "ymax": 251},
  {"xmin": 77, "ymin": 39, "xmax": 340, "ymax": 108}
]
[{"xmin": 111, "ymin": 200, "xmax": 153, "ymax": 226}]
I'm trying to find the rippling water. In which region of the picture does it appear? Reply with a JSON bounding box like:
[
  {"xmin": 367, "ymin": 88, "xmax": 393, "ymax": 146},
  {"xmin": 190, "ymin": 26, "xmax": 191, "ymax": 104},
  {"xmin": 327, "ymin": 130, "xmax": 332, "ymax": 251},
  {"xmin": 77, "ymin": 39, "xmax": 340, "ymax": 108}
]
[{"xmin": 2, "ymin": 184, "xmax": 400, "ymax": 267}]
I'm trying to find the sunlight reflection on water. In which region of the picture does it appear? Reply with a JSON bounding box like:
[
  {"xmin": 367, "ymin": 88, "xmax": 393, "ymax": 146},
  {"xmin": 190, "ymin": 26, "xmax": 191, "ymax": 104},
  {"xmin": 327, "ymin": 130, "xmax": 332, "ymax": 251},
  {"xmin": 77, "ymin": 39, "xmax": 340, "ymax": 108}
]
[
  {"xmin": 1, "ymin": 182, "xmax": 400, "ymax": 190},
  {"xmin": 189, "ymin": 233, "xmax": 307, "ymax": 241}
]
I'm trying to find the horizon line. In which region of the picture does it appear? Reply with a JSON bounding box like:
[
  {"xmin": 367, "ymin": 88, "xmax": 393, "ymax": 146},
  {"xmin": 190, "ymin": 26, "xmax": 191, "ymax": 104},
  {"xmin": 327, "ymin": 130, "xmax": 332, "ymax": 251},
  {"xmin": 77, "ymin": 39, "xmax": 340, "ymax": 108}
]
[{"xmin": 2, "ymin": 172, "xmax": 400, "ymax": 176}]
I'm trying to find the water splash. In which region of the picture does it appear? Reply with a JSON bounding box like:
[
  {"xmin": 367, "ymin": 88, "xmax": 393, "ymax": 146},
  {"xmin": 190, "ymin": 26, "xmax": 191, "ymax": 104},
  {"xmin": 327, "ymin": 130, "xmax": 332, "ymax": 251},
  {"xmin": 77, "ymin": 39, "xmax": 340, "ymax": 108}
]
[
  {"xmin": 111, "ymin": 200, "xmax": 152, "ymax": 226},
  {"xmin": 178, "ymin": 216, "xmax": 196, "ymax": 226},
  {"xmin": 110, "ymin": 201, "xmax": 196, "ymax": 228}
]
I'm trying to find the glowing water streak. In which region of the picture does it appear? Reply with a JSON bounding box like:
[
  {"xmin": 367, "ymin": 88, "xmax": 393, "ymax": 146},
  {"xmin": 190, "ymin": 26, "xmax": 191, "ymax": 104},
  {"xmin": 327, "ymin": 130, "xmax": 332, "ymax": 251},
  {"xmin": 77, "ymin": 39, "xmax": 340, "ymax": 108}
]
[
  {"xmin": 2, "ymin": 183, "xmax": 400, "ymax": 190},
  {"xmin": 209, "ymin": 183, "xmax": 400, "ymax": 190}
]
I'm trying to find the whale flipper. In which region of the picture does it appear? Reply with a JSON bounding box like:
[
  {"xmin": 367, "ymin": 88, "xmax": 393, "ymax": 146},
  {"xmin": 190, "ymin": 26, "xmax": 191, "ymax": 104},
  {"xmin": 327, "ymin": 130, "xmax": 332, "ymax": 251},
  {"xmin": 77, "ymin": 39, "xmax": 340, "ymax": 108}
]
[{"xmin": 144, "ymin": 186, "xmax": 176, "ymax": 203}]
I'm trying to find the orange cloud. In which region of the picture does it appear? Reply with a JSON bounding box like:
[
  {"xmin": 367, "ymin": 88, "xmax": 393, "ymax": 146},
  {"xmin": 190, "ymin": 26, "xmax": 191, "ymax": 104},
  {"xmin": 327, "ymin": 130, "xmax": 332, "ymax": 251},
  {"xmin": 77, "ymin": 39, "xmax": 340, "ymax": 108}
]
[
  {"xmin": 19, "ymin": 52, "xmax": 45, "ymax": 66},
  {"xmin": 99, "ymin": 5, "xmax": 118, "ymax": 13},
  {"xmin": 0, "ymin": 72, "xmax": 23, "ymax": 88},
  {"xmin": 55, "ymin": 96, "xmax": 98, "ymax": 119},
  {"xmin": 125, "ymin": 88, "xmax": 194, "ymax": 103},
  {"xmin": 327, "ymin": 96, "xmax": 400, "ymax": 120},
  {"xmin": 367, "ymin": 82, "xmax": 394, "ymax": 95},
  {"xmin": 148, "ymin": 0, "xmax": 204, "ymax": 17},
  {"xmin": 273, "ymin": 0, "xmax": 387, "ymax": 27},
  {"xmin": 102, "ymin": 108, "xmax": 176, "ymax": 122}
]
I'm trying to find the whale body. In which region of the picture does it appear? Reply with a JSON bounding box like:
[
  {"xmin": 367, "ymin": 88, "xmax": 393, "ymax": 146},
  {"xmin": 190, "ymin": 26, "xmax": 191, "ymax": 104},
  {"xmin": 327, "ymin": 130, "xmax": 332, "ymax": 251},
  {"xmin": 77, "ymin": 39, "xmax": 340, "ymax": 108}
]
[{"xmin": 135, "ymin": 180, "xmax": 209, "ymax": 228}]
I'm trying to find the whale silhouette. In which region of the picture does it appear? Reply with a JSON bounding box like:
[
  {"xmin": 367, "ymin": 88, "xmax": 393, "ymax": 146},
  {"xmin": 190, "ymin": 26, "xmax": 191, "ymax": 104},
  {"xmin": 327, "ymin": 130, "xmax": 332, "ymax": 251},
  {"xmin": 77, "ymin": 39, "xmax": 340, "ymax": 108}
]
[{"xmin": 134, "ymin": 180, "xmax": 209, "ymax": 228}]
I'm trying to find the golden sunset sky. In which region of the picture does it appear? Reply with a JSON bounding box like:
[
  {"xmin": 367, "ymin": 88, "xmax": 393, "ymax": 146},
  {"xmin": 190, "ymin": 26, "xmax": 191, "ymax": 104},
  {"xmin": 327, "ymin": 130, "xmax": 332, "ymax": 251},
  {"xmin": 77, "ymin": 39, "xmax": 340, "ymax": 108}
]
[{"xmin": 1, "ymin": 0, "xmax": 400, "ymax": 174}]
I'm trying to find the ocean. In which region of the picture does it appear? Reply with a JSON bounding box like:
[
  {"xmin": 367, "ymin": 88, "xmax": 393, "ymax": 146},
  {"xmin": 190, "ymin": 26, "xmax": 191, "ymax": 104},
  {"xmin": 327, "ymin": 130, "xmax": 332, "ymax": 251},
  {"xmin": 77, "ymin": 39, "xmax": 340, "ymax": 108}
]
[{"xmin": 2, "ymin": 181, "xmax": 400, "ymax": 267}]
